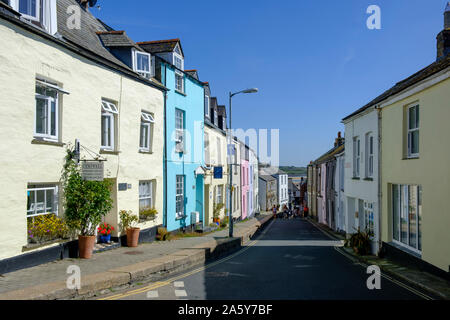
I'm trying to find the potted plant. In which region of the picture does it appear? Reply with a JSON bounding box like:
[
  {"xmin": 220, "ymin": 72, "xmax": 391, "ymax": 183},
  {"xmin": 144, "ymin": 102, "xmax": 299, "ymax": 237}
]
[
  {"xmin": 97, "ymin": 222, "xmax": 114, "ymax": 243},
  {"xmin": 213, "ymin": 203, "xmax": 224, "ymax": 225},
  {"xmin": 62, "ymin": 148, "xmax": 113, "ymax": 259},
  {"xmin": 139, "ymin": 207, "xmax": 158, "ymax": 222},
  {"xmin": 119, "ymin": 210, "xmax": 140, "ymax": 247},
  {"xmin": 345, "ymin": 227, "xmax": 373, "ymax": 256}
]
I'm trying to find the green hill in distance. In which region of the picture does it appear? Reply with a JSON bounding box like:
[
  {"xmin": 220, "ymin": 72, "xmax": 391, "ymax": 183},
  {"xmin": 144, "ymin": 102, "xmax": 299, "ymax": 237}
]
[{"xmin": 279, "ymin": 166, "xmax": 307, "ymax": 176}]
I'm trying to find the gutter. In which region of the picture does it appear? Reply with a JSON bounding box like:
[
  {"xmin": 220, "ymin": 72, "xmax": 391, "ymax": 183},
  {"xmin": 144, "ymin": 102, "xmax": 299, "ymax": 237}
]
[
  {"xmin": 163, "ymin": 64, "xmax": 168, "ymax": 228},
  {"xmin": 376, "ymin": 104, "xmax": 383, "ymax": 255}
]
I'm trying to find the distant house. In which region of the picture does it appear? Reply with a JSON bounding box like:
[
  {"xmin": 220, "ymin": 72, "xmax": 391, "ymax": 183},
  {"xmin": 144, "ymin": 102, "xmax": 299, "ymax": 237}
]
[
  {"xmin": 307, "ymin": 133, "xmax": 344, "ymax": 229},
  {"xmin": 258, "ymin": 175, "xmax": 277, "ymax": 212}
]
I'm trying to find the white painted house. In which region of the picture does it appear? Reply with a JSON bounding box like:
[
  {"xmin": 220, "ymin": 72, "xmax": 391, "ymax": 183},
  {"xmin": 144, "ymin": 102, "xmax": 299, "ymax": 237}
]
[
  {"xmin": 334, "ymin": 150, "xmax": 346, "ymax": 234},
  {"xmin": 342, "ymin": 107, "xmax": 380, "ymax": 254}
]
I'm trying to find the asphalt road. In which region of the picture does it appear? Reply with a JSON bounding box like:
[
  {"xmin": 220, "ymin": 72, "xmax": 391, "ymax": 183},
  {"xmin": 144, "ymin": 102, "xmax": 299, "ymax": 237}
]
[{"xmin": 98, "ymin": 218, "xmax": 429, "ymax": 300}]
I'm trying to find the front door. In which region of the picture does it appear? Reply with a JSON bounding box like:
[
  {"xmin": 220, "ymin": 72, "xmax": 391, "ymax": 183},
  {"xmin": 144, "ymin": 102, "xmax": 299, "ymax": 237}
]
[{"xmin": 204, "ymin": 184, "xmax": 210, "ymax": 227}]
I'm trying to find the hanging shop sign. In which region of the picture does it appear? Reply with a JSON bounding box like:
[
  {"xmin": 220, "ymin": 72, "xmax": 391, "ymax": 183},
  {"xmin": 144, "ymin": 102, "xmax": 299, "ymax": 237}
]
[{"xmin": 81, "ymin": 161, "xmax": 104, "ymax": 181}]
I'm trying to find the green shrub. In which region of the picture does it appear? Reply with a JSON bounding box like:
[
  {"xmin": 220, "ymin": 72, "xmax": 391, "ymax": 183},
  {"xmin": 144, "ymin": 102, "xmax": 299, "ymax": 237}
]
[
  {"xmin": 156, "ymin": 227, "xmax": 171, "ymax": 241},
  {"xmin": 62, "ymin": 149, "xmax": 113, "ymax": 236}
]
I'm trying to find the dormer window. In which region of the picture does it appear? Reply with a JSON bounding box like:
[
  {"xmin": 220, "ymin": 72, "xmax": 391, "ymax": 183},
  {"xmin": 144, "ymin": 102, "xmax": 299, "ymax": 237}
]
[
  {"xmin": 19, "ymin": 0, "xmax": 40, "ymax": 21},
  {"xmin": 133, "ymin": 50, "xmax": 153, "ymax": 79},
  {"xmin": 8, "ymin": 0, "xmax": 57, "ymax": 35},
  {"xmin": 173, "ymin": 53, "xmax": 184, "ymax": 71}
]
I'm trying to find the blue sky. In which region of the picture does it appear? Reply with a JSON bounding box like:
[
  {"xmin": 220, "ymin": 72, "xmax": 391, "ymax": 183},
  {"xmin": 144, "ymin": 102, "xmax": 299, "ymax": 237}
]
[{"xmin": 92, "ymin": 0, "xmax": 448, "ymax": 166}]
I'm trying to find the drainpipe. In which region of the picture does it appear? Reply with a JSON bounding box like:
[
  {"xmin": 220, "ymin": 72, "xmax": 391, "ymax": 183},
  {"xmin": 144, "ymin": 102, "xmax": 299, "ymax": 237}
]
[
  {"xmin": 376, "ymin": 105, "xmax": 383, "ymax": 256},
  {"xmin": 163, "ymin": 64, "xmax": 168, "ymax": 228}
]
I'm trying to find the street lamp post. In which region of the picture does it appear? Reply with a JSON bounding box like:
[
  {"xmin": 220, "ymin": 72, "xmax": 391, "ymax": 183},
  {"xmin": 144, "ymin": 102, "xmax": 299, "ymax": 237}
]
[{"xmin": 228, "ymin": 88, "xmax": 258, "ymax": 237}]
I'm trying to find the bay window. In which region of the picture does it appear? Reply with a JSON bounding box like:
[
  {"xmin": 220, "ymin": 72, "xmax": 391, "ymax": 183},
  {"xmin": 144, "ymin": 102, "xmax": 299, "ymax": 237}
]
[
  {"xmin": 392, "ymin": 184, "xmax": 422, "ymax": 252},
  {"xmin": 101, "ymin": 100, "xmax": 118, "ymax": 150},
  {"xmin": 140, "ymin": 112, "xmax": 154, "ymax": 152}
]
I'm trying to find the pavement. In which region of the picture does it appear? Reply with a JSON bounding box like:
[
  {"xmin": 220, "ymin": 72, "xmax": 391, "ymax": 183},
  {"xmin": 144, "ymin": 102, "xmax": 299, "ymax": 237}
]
[
  {"xmin": 94, "ymin": 217, "xmax": 435, "ymax": 300},
  {"xmin": 0, "ymin": 214, "xmax": 273, "ymax": 300},
  {"xmin": 306, "ymin": 217, "xmax": 450, "ymax": 300}
]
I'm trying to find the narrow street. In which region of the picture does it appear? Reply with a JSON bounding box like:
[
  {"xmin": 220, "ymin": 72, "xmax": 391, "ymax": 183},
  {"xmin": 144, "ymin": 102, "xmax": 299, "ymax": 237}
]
[{"xmin": 98, "ymin": 219, "xmax": 428, "ymax": 300}]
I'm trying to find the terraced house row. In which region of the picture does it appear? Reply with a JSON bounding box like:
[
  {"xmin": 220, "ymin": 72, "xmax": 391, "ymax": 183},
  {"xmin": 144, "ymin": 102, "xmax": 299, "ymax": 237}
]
[
  {"xmin": 307, "ymin": 4, "xmax": 450, "ymax": 279},
  {"xmin": 0, "ymin": 0, "xmax": 260, "ymax": 269}
]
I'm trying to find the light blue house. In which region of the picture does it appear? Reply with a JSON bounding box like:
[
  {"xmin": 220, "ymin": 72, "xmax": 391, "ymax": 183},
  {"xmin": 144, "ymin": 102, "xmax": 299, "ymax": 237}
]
[{"xmin": 139, "ymin": 39, "xmax": 205, "ymax": 232}]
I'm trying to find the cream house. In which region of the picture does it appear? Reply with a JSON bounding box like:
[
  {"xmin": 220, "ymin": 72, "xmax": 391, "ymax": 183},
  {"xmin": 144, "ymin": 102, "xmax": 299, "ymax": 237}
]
[
  {"xmin": 0, "ymin": 0, "xmax": 165, "ymax": 262},
  {"xmin": 204, "ymin": 124, "xmax": 229, "ymax": 225}
]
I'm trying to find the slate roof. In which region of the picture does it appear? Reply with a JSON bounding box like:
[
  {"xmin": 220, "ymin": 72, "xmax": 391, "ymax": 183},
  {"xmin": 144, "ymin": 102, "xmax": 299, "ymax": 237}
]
[
  {"xmin": 312, "ymin": 144, "xmax": 345, "ymax": 165},
  {"xmin": 56, "ymin": 0, "xmax": 131, "ymax": 70},
  {"xmin": 259, "ymin": 175, "xmax": 277, "ymax": 182},
  {"xmin": 97, "ymin": 30, "xmax": 141, "ymax": 49},
  {"xmin": 217, "ymin": 105, "xmax": 227, "ymax": 117},
  {"xmin": 0, "ymin": 0, "xmax": 166, "ymax": 90},
  {"xmin": 342, "ymin": 54, "xmax": 450, "ymax": 121},
  {"xmin": 137, "ymin": 39, "xmax": 183, "ymax": 56},
  {"xmin": 185, "ymin": 69, "xmax": 199, "ymax": 80}
]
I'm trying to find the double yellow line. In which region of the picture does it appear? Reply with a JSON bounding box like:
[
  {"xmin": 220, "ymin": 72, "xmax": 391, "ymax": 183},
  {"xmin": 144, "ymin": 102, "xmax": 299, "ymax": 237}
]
[{"xmin": 99, "ymin": 220, "xmax": 274, "ymax": 300}]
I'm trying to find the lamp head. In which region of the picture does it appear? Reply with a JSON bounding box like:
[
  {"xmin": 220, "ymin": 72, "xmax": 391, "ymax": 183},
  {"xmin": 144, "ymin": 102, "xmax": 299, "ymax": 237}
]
[{"xmin": 242, "ymin": 88, "xmax": 258, "ymax": 94}]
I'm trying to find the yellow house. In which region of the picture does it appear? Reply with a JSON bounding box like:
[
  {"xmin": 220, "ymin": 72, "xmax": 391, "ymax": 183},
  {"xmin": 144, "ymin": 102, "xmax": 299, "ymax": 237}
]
[
  {"xmin": 361, "ymin": 7, "xmax": 450, "ymax": 275},
  {"xmin": 0, "ymin": 0, "xmax": 165, "ymax": 262}
]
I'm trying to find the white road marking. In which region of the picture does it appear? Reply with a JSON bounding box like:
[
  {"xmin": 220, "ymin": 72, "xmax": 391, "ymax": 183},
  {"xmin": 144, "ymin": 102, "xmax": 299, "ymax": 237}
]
[
  {"xmin": 146, "ymin": 291, "xmax": 159, "ymax": 299},
  {"xmin": 173, "ymin": 281, "xmax": 185, "ymax": 288},
  {"xmin": 175, "ymin": 289, "xmax": 188, "ymax": 297}
]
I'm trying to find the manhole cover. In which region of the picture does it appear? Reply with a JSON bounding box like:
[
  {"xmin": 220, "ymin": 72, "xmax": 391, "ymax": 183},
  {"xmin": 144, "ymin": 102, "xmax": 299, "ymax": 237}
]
[{"xmin": 124, "ymin": 251, "xmax": 144, "ymax": 255}]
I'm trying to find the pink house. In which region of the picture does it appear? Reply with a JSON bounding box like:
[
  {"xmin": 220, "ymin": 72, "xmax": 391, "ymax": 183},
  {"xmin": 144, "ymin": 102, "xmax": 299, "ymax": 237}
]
[{"xmin": 240, "ymin": 143, "xmax": 250, "ymax": 220}]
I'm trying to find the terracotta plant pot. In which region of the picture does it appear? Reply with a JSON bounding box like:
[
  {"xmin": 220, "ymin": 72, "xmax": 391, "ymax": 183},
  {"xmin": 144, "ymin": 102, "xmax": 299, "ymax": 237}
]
[
  {"xmin": 78, "ymin": 235, "xmax": 96, "ymax": 259},
  {"xmin": 126, "ymin": 228, "xmax": 140, "ymax": 247}
]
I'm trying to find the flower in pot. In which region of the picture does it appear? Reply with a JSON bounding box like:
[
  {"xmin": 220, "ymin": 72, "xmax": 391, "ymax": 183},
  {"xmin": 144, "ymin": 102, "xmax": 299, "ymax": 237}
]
[
  {"xmin": 119, "ymin": 210, "xmax": 140, "ymax": 247},
  {"xmin": 62, "ymin": 149, "xmax": 113, "ymax": 259},
  {"xmin": 97, "ymin": 223, "xmax": 114, "ymax": 243},
  {"xmin": 139, "ymin": 207, "xmax": 158, "ymax": 222}
]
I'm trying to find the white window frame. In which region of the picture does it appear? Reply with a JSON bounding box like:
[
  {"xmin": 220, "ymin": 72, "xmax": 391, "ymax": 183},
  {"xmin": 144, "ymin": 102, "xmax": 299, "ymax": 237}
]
[
  {"xmin": 140, "ymin": 112, "xmax": 154, "ymax": 152},
  {"xmin": 365, "ymin": 133, "xmax": 374, "ymax": 178},
  {"xmin": 353, "ymin": 137, "xmax": 360, "ymax": 177},
  {"xmin": 176, "ymin": 175, "xmax": 185, "ymax": 218},
  {"xmin": 139, "ymin": 180, "xmax": 154, "ymax": 211},
  {"xmin": 173, "ymin": 52, "xmax": 184, "ymax": 71},
  {"xmin": 101, "ymin": 100, "xmax": 118, "ymax": 150},
  {"xmin": 216, "ymin": 185, "xmax": 223, "ymax": 204},
  {"xmin": 35, "ymin": 81, "xmax": 59, "ymax": 141},
  {"xmin": 175, "ymin": 70, "xmax": 184, "ymax": 93},
  {"xmin": 175, "ymin": 109, "xmax": 185, "ymax": 153},
  {"xmin": 205, "ymin": 95, "xmax": 210, "ymax": 117},
  {"xmin": 204, "ymin": 132, "xmax": 210, "ymax": 166},
  {"xmin": 27, "ymin": 185, "xmax": 58, "ymax": 217},
  {"xmin": 14, "ymin": 0, "xmax": 41, "ymax": 22},
  {"xmin": 407, "ymin": 104, "xmax": 420, "ymax": 158},
  {"xmin": 133, "ymin": 49, "xmax": 152, "ymax": 79}
]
